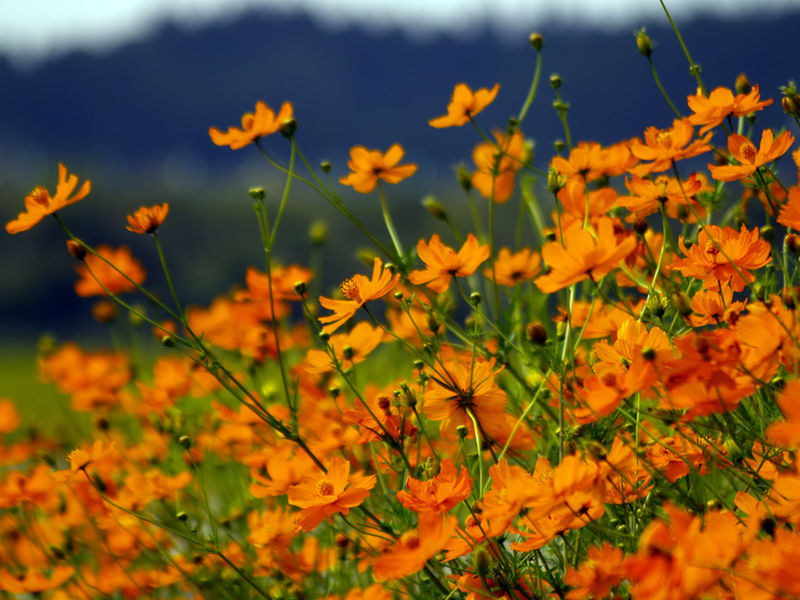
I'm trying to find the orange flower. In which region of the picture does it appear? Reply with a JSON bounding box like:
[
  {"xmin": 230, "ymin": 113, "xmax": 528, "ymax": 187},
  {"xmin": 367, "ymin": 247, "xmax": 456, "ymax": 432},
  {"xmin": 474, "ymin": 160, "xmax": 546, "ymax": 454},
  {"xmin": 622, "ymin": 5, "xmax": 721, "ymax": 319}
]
[
  {"xmin": 287, "ymin": 456, "xmax": 376, "ymax": 531},
  {"xmin": 778, "ymin": 186, "xmax": 800, "ymax": 230},
  {"xmin": 688, "ymin": 285, "xmax": 746, "ymax": 327},
  {"xmin": 318, "ymin": 258, "xmax": 399, "ymax": 334},
  {"xmin": 209, "ymin": 100, "xmax": 293, "ymax": 149},
  {"xmin": 0, "ymin": 566, "xmax": 74, "ymax": 594},
  {"xmin": 767, "ymin": 379, "xmax": 800, "ymax": 447},
  {"xmin": 484, "ymin": 247, "xmax": 541, "ymax": 286},
  {"xmin": 424, "ymin": 356, "xmax": 509, "ymax": 441},
  {"xmin": 429, "ymin": 83, "xmax": 499, "ymax": 128},
  {"xmin": 709, "ymin": 129, "xmax": 795, "ymax": 182},
  {"xmin": 630, "ymin": 118, "xmax": 711, "ymax": 175},
  {"xmin": 409, "ymin": 233, "xmax": 490, "ymax": 293},
  {"xmin": 339, "ymin": 144, "xmax": 417, "ymax": 193},
  {"xmin": 372, "ymin": 513, "xmax": 456, "ymax": 581},
  {"xmin": 126, "ymin": 203, "xmax": 169, "ymax": 234},
  {"xmin": 687, "ymin": 85, "xmax": 772, "ymax": 135},
  {"xmin": 74, "ymin": 244, "xmax": 146, "ymax": 297},
  {"xmin": 618, "ymin": 173, "xmax": 702, "ymax": 219},
  {"xmin": 5, "ymin": 163, "xmax": 91, "ymax": 234},
  {"xmin": 564, "ymin": 543, "xmax": 625, "ymax": 600},
  {"xmin": 535, "ymin": 218, "xmax": 636, "ymax": 293},
  {"xmin": 550, "ymin": 141, "xmax": 606, "ymax": 183},
  {"xmin": 671, "ymin": 224, "xmax": 771, "ymax": 291},
  {"xmin": 305, "ymin": 322, "xmax": 384, "ymax": 374},
  {"xmin": 471, "ymin": 130, "xmax": 525, "ymax": 203},
  {"xmin": 396, "ymin": 458, "xmax": 472, "ymax": 513}
]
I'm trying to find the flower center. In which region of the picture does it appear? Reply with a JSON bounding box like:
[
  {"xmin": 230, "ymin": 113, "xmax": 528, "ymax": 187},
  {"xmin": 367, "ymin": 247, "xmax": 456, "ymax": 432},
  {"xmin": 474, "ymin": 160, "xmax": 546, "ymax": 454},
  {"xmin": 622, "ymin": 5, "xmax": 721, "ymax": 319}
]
[
  {"xmin": 740, "ymin": 141, "xmax": 757, "ymax": 164},
  {"xmin": 316, "ymin": 479, "xmax": 335, "ymax": 496},
  {"xmin": 339, "ymin": 278, "xmax": 360, "ymax": 300},
  {"xmin": 401, "ymin": 531, "xmax": 421, "ymax": 550},
  {"xmin": 28, "ymin": 186, "xmax": 51, "ymax": 208},
  {"xmin": 655, "ymin": 131, "xmax": 672, "ymax": 148}
]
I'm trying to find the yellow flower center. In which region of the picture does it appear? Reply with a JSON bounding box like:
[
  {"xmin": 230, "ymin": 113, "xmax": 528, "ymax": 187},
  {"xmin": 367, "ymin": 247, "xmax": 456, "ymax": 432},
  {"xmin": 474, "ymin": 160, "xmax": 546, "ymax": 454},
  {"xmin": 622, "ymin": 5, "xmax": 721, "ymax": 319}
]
[
  {"xmin": 655, "ymin": 131, "xmax": 672, "ymax": 148},
  {"xmin": 401, "ymin": 531, "xmax": 421, "ymax": 550},
  {"xmin": 316, "ymin": 479, "xmax": 335, "ymax": 496},
  {"xmin": 242, "ymin": 112, "xmax": 255, "ymax": 131},
  {"xmin": 740, "ymin": 141, "xmax": 757, "ymax": 164},
  {"xmin": 339, "ymin": 278, "xmax": 360, "ymax": 300},
  {"xmin": 28, "ymin": 186, "xmax": 51, "ymax": 208}
]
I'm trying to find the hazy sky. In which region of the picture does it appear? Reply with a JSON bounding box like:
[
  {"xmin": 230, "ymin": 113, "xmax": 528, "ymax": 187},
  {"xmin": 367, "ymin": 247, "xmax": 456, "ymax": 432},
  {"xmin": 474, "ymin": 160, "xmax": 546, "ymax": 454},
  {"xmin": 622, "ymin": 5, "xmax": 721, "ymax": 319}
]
[{"xmin": 4, "ymin": 0, "xmax": 800, "ymax": 65}]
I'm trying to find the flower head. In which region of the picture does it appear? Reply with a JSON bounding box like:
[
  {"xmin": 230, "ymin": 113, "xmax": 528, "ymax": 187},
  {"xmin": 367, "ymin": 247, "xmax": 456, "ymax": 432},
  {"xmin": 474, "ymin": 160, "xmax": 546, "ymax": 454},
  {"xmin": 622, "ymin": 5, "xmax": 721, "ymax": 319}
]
[
  {"xmin": 6, "ymin": 164, "xmax": 91, "ymax": 234},
  {"xmin": 409, "ymin": 233, "xmax": 490, "ymax": 293},
  {"xmin": 209, "ymin": 100, "xmax": 293, "ymax": 150},
  {"xmin": 671, "ymin": 224, "xmax": 771, "ymax": 291},
  {"xmin": 372, "ymin": 514, "xmax": 456, "ymax": 581},
  {"xmin": 429, "ymin": 83, "xmax": 499, "ymax": 128},
  {"xmin": 318, "ymin": 258, "xmax": 399, "ymax": 334},
  {"xmin": 126, "ymin": 203, "xmax": 170, "ymax": 234},
  {"xmin": 630, "ymin": 118, "xmax": 712, "ymax": 175},
  {"xmin": 287, "ymin": 456, "xmax": 376, "ymax": 531},
  {"xmin": 535, "ymin": 218, "xmax": 636, "ymax": 293},
  {"xmin": 471, "ymin": 130, "xmax": 525, "ymax": 203},
  {"xmin": 687, "ymin": 85, "xmax": 773, "ymax": 135},
  {"xmin": 339, "ymin": 144, "xmax": 417, "ymax": 193},
  {"xmin": 74, "ymin": 245, "xmax": 146, "ymax": 297},
  {"xmin": 709, "ymin": 129, "xmax": 794, "ymax": 182},
  {"xmin": 396, "ymin": 458, "xmax": 472, "ymax": 513}
]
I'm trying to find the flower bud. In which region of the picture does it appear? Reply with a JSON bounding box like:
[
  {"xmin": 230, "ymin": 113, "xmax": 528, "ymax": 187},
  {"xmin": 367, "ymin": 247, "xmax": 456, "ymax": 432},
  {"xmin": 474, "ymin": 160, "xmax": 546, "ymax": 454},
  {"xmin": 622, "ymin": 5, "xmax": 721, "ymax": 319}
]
[
  {"xmin": 473, "ymin": 546, "xmax": 491, "ymax": 578},
  {"xmin": 320, "ymin": 160, "xmax": 332, "ymax": 174},
  {"xmin": 249, "ymin": 187, "xmax": 266, "ymax": 201},
  {"xmin": 177, "ymin": 511, "xmax": 189, "ymax": 522},
  {"xmin": 422, "ymin": 195, "xmax": 447, "ymax": 220},
  {"xmin": 456, "ymin": 164, "xmax": 472, "ymax": 192},
  {"xmin": 178, "ymin": 435, "xmax": 192, "ymax": 450},
  {"xmin": 279, "ymin": 117, "xmax": 297, "ymax": 138},
  {"xmin": 641, "ymin": 347, "xmax": 656, "ymax": 362},
  {"xmin": 735, "ymin": 72, "xmax": 751, "ymax": 95},
  {"xmin": 786, "ymin": 233, "xmax": 800, "ymax": 254},
  {"xmin": 469, "ymin": 292, "xmax": 482, "ymax": 306},
  {"xmin": 309, "ymin": 220, "xmax": 327, "ymax": 245},
  {"xmin": 636, "ymin": 28, "xmax": 653, "ymax": 58},
  {"xmin": 456, "ymin": 424, "xmax": 469, "ymax": 439},
  {"xmin": 670, "ymin": 291, "xmax": 693, "ymax": 317},
  {"xmin": 92, "ymin": 300, "xmax": 117, "ymax": 324},
  {"xmin": 293, "ymin": 281, "xmax": 307, "ymax": 296},
  {"xmin": 529, "ymin": 32, "xmax": 544, "ymax": 51},
  {"xmin": 549, "ymin": 73, "xmax": 562, "ymax": 90},
  {"xmin": 553, "ymin": 139, "xmax": 565, "ymax": 154},
  {"xmin": 547, "ymin": 167, "xmax": 565, "ymax": 193},
  {"xmin": 526, "ymin": 322, "xmax": 547, "ymax": 345},
  {"xmin": 781, "ymin": 286, "xmax": 800, "ymax": 310},
  {"xmin": 66, "ymin": 239, "xmax": 86, "ymax": 260},
  {"xmin": 760, "ymin": 224, "xmax": 775, "ymax": 244}
]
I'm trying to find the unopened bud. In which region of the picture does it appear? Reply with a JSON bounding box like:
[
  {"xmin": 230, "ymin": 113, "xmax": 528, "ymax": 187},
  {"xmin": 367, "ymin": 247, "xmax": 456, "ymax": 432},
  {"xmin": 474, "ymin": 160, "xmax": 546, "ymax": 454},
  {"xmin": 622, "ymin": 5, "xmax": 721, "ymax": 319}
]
[
  {"xmin": 328, "ymin": 385, "xmax": 340, "ymax": 398},
  {"xmin": 177, "ymin": 511, "xmax": 189, "ymax": 522},
  {"xmin": 786, "ymin": 233, "xmax": 800, "ymax": 254},
  {"xmin": 671, "ymin": 291, "xmax": 693, "ymax": 317},
  {"xmin": 549, "ymin": 73, "xmax": 562, "ymax": 90},
  {"xmin": 66, "ymin": 239, "xmax": 86, "ymax": 260},
  {"xmin": 423, "ymin": 195, "xmax": 447, "ymax": 220},
  {"xmin": 760, "ymin": 225, "xmax": 775, "ymax": 243},
  {"xmin": 553, "ymin": 139, "xmax": 565, "ymax": 154},
  {"xmin": 547, "ymin": 167, "xmax": 565, "ymax": 193},
  {"xmin": 279, "ymin": 117, "xmax": 297, "ymax": 138},
  {"xmin": 92, "ymin": 300, "xmax": 117, "ymax": 324},
  {"xmin": 249, "ymin": 187, "xmax": 266, "ymax": 201},
  {"xmin": 426, "ymin": 312, "xmax": 440, "ymax": 334},
  {"xmin": 456, "ymin": 424, "xmax": 469, "ymax": 439},
  {"xmin": 781, "ymin": 286, "xmax": 800, "ymax": 310},
  {"xmin": 735, "ymin": 73, "xmax": 751, "ymax": 95},
  {"xmin": 469, "ymin": 292, "xmax": 482, "ymax": 306},
  {"xmin": 293, "ymin": 281, "xmax": 307, "ymax": 296},
  {"xmin": 178, "ymin": 435, "xmax": 192, "ymax": 450},
  {"xmin": 473, "ymin": 546, "xmax": 491, "ymax": 578},
  {"xmin": 636, "ymin": 28, "xmax": 653, "ymax": 58},
  {"xmin": 782, "ymin": 82, "xmax": 800, "ymax": 118},
  {"xmin": 641, "ymin": 347, "xmax": 656, "ymax": 362},
  {"xmin": 161, "ymin": 335, "xmax": 175, "ymax": 347},
  {"xmin": 529, "ymin": 32, "xmax": 544, "ymax": 51},
  {"xmin": 309, "ymin": 220, "xmax": 327, "ymax": 245},
  {"xmin": 456, "ymin": 164, "xmax": 472, "ymax": 192},
  {"xmin": 526, "ymin": 322, "xmax": 547, "ymax": 345},
  {"xmin": 320, "ymin": 160, "xmax": 332, "ymax": 174}
]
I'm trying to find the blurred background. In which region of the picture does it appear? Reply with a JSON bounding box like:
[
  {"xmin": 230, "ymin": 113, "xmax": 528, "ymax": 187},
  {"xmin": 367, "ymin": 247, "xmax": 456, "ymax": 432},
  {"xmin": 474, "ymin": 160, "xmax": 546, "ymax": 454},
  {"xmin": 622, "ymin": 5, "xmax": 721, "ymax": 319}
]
[{"xmin": 2, "ymin": 0, "xmax": 800, "ymax": 347}]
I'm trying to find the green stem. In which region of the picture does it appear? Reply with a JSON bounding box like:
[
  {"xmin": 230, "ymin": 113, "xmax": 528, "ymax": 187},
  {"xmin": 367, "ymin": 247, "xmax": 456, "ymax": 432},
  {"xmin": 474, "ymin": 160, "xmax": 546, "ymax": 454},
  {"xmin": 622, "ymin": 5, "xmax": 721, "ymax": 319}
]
[
  {"xmin": 518, "ymin": 50, "xmax": 543, "ymax": 125},
  {"xmin": 378, "ymin": 182, "xmax": 404, "ymax": 259}
]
